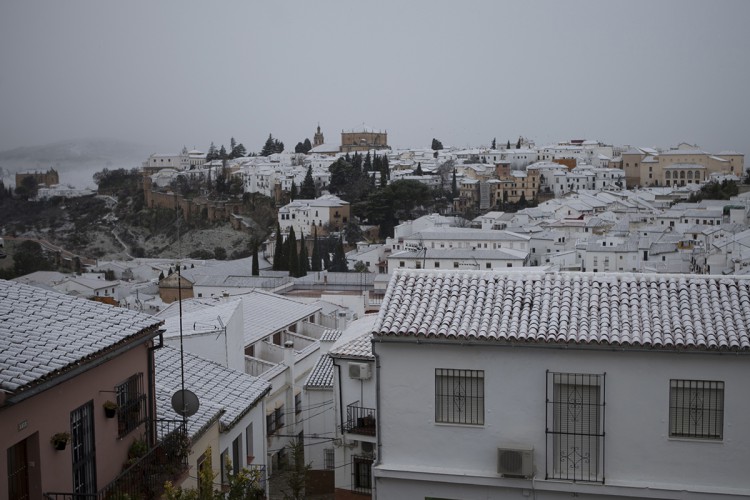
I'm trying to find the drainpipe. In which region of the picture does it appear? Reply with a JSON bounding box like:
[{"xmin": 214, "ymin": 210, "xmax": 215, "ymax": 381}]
[
  {"xmin": 147, "ymin": 331, "xmax": 164, "ymax": 446},
  {"xmin": 372, "ymin": 346, "xmax": 382, "ymax": 500},
  {"xmin": 284, "ymin": 340, "xmax": 295, "ymax": 432}
]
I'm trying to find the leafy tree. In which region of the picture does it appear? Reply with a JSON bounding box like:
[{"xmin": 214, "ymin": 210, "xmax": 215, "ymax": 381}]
[
  {"xmin": 300, "ymin": 166, "xmax": 316, "ymax": 199},
  {"xmin": 12, "ymin": 240, "xmax": 52, "ymax": 276},
  {"xmin": 15, "ymin": 175, "xmax": 38, "ymax": 200},
  {"xmin": 310, "ymin": 227, "xmax": 321, "ymax": 272},
  {"xmin": 287, "ymin": 227, "xmax": 299, "ymax": 277},
  {"xmin": 294, "ymin": 139, "xmax": 313, "ymax": 154},
  {"xmin": 214, "ymin": 246, "xmax": 227, "ymax": 260},
  {"xmin": 251, "ymin": 244, "xmax": 260, "ymax": 276},
  {"xmin": 353, "ymin": 261, "xmax": 368, "ymax": 273},
  {"xmin": 431, "ymin": 138, "xmax": 444, "ymax": 151},
  {"xmin": 414, "ymin": 162, "xmax": 424, "ymax": 176},
  {"xmin": 303, "ymin": 138, "xmax": 312, "ymax": 152},
  {"xmin": 280, "ymin": 439, "xmax": 312, "ymax": 500},
  {"xmin": 330, "ymin": 237, "xmax": 348, "ymax": 272}
]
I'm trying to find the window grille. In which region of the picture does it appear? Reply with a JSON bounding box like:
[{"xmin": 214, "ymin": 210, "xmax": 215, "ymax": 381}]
[
  {"xmin": 295, "ymin": 393, "xmax": 302, "ymax": 415},
  {"xmin": 546, "ymin": 371, "xmax": 605, "ymax": 483},
  {"xmin": 669, "ymin": 380, "xmax": 724, "ymax": 439},
  {"xmin": 71, "ymin": 401, "xmax": 96, "ymax": 495},
  {"xmin": 352, "ymin": 455, "xmax": 373, "ymax": 494},
  {"xmin": 435, "ymin": 369, "xmax": 484, "ymax": 425},
  {"xmin": 116, "ymin": 373, "xmax": 146, "ymax": 437},
  {"xmin": 324, "ymin": 448, "xmax": 335, "ymax": 469}
]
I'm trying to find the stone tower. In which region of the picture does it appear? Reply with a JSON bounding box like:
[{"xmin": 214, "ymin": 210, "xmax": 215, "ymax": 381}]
[{"xmin": 313, "ymin": 125, "xmax": 324, "ymax": 147}]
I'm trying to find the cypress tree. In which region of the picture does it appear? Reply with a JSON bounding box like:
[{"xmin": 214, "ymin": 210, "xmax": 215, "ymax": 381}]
[
  {"xmin": 300, "ymin": 166, "xmax": 316, "ymax": 199},
  {"xmin": 452, "ymin": 169, "xmax": 458, "ymax": 198},
  {"xmin": 290, "ymin": 181, "xmax": 298, "ymax": 201},
  {"xmin": 363, "ymin": 151, "xmax": 372, "ymax": 172},
  {"xmin": 311, "ymin": 227, "xmax": 321, "ymax": 272},
  {"xmin": 331, "ymin": 237, "xmax": 348, "ymax": 272},
  {"xmin": 298, "ymin": 232, "xmax": 309, "ymax": 277},
  {"xmin": 506, "ymin": 140, "xmax": 511, "ymax": 149},
  {"xmin": 287, "ymin": 227, "xmax": 299, "ymax": 277},
  {"xmin": 273, "ymin": 223, "xmax": 284, "ymax": 271},
  {"xmin": 322, "ymin": 239, "xmax": 331, "ymax": 270},
  {"xmin": 252, "ymin": 244, "xmax": 259, "ymax": 276}
]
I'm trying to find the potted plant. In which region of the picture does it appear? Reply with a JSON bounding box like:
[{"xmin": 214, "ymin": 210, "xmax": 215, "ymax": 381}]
[
  {"xmin": 103, "ymin": 400, "xmax": 118, "ymax": 418},
  {"xmin": 51, "ymin": 432, "xmax": 70, "ymax": 451}
]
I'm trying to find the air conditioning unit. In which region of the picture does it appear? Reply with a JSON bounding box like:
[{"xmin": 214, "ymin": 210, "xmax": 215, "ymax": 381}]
[
  {"xmin": 497, "ymin": 446, "xmax": 533, "ymax": 478},
  {"xmin": 348, "ymin": 362, "xmax": 371, "ymax": 380}
]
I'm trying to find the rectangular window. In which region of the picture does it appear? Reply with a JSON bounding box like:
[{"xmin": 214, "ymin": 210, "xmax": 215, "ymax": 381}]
[
  {"xmin": 669, "ymin": 380, "xmax": 724, "ymax": 440},
  {"xmin": 275, "ymin": 406, "xmax": 285, "ymax": 431},
  {"xmin": 435, "ymin": 369, "xmax": 484, "ymax": 425},
  {"xmin": 546, "ymin": 372, "xmax": 605, "ymax": 483},
  {"xmin": 324, "ymin": 448, "xmax": 335, "ymax": 469},
  {"xmin": 266, "ymin": 413, "xmax": 275, "ymax": 436},
  {"xmin": 220, "ymin": 449, "xmax": 229, "ymax": 485},
  {"xmin": 295, "ymin": 392, "xmax": 302, "ymax": 415},
  {"xmin": 352, "ymin": 455, "xmax": 373, "ymax": 494},
  {"xmin": 71, "ymin": 401, "xmax": 97, "ymax": 495},
  {"xmin": 116, "ymin": 373, "xmax": 146, "ymax": 437}
]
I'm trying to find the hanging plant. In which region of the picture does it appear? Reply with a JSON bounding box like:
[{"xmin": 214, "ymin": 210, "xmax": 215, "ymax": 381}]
[
  {"xmin": 103, "ymin": 400, "xmax": 118, "ymax": 418},
  {"xmin": 51, "ymin": 432, "xmax": 70, "ymax": 451}
]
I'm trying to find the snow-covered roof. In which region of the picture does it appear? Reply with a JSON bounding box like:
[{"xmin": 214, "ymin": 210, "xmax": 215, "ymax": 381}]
[
  {"xmin": 328, "ymin": 315, "xmax": 378, "ymax": 360},
  {"xmin": 0, "ymin": 280, "xmax": 163, "ymax": 396},
  {"xmin": 155, "ymin": 345, "xmax": 270, "ymax": 434},
  {"xmin": 374, "ymin": 270, "xmax": 750, "ymax": 351},
  {"xmin": 304, "ymin": 354, "xmax": 334, "ymax": 389}
]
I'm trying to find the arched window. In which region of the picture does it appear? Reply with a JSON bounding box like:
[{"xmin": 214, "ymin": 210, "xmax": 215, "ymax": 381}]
[
  {"xmin": 665, "ymin": 171, "xmax": 671, "ymax": 179},
  {"xmin": 687, "ymin": 171, "xmax": 693, "ymax": 179},
  {"xmin": 680, "ymin": 171, "xmax": 685, "ymax": 179}
]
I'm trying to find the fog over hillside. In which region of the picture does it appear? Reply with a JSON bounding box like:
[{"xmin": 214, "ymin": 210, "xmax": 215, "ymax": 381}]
[{"xmin": 0, "ymin": 138, "xmax": 153, "ymax": 189}]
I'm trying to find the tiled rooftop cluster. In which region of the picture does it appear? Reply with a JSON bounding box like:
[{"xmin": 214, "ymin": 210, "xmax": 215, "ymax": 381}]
[
  {"xmin": 0, "ymin": 280, "xmax": 162, "ymax": 394},
  {"xmin": 374, "ymin": 270, "xmax": 750, "ymax": 351}
]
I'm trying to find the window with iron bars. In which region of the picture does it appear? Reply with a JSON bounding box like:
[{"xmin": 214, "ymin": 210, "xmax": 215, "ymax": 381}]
[
  {"xmin": 545, "ymin": 371, "xmax": 605, "ymax": 483},
  {"xmin": 324, "ymin": 448, "xmax": 335, "ymax": 469},
  {"xmin": 435, "ymin": 369, "xmax": 484, "ymax": 425},
  {"xmin": 352, "ymin": 455, "xmax": 373, "ymax": 494},
  {"xmin": 116, "ymin": 373, "xmax": 146, "ymax": 437},
  {"xmin": 669, "ymin": 380, "xmax": 724, "ymax": 440}
]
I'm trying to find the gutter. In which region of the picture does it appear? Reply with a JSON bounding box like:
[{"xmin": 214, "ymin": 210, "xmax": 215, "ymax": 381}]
[
  {"xmin": 372, "ymin": 346, "xmax": 382, "ymax": 500},
  {"xmin": 370, "ymin": 335, "xmax": 750, "ymax": 356},
  {"xmin": 2, "ymin": 324, "xmax": 164, "ymax": 407}
]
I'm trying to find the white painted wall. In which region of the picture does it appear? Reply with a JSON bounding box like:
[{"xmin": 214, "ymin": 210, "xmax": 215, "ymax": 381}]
[{"xmin": 373, "ymin": 340, "xmax": 750, "ymax": 499}]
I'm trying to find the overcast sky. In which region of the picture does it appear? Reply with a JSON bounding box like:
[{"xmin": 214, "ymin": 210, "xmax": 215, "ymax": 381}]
[{"xmin": 1, "ymin": 0, "xmax": 749, "ymax": 155}]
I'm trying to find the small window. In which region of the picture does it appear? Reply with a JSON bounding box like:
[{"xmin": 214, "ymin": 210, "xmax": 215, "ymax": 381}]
[
  {"xmin": 245, "ymin": 422, "xmax": 254, "ymax": 463},
  {"xmin": 324, "ymin": 448, "xmax": 335, "ymax": 469},
  {"xmin": 295, "ymin": 392, "xmax": 302, "ymax": 415},
  {"xmin": 435, "ymin": 369, "xmax": 484, "ymax": 425},
  {"xmin": 434, "ymin": 262, "xmax": 440, "ymax": 268},
  {"xmin": 453, "ymin": 262, "xmax": 459, "ymax": 268},
  {"xmin": 669, "ymin": 380, "xmax": 724, "ymax": 440},
  {"xmin": 486, "ymin": 263, "xmax": 491, "ymax": 269}
]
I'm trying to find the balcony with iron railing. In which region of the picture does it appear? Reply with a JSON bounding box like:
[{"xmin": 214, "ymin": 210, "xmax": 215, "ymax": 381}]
[
  {"xmin": 45, "ymin": 419, "xmax": 188, "ymax": 500},
  {"xmin": 344, "ymin": 403, "xmax": 376, "ymax": 436}
]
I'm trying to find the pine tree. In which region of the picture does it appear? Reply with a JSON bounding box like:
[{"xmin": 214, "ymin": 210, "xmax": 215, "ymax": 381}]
[
  {"xmin": 252, "ymin": 244, "xmax": 259, "ymax": 276},
  {"xmin": 219, "ymin": 145, "xmax": 228, "ymax": 160},
  {"xmin": 491, "ymin": 138, "xmax": 496, "ymax": 149},
  {"xmin": 506, "ymin": 140, "xmax": 511, "ymax": 150},
  {"xmin": 230, "ymin": 137, "xmax": 237, "ymax": 153},
  {"xmin": 300, "ymin": 166, "xmax": 316, "ymax": 199},
  {"xmin": 273, "ymin": 223, "xmax": 284, "ymax": 271},
  {"xmin": 290, "ymin": 181, "xmax": 298, "ymax": 201},
  {"xmin": 298, "ymin": 232, "xmax": 309, "ymax": 277},
  {"xmin": 231, "ymin": 142, "xmax": 247, "ymax": 158},
  {"xmin": 415, "ymin": 162, "xmax": 424, "ymax": 176},
  {"xmin": 261, "ymin": 134, "xmax": 283, "ymax": 156},
  {"xmin": 158, "ymin": 271, "xmax": 165, "ymax": 281},
  {"xmin": 363, "ymin": 151, "xmax": 372, "ymax": 172},
  {"xmin": 207, "ymin": 142, "xmax": 218, "ymax": 161},
  {"xmin": 431, "ymin": 138, "xmax": 443, "ymax": 150},
  {"xmin": 287, "ymin": 227, "xmax": 299, "ymax": 277},
  {"xmin": 311, "ymin": 227, "xmax": 321, "ymax": 272}
]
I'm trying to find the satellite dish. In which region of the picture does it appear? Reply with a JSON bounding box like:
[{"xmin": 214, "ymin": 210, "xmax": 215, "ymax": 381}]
[{"xmin": 171, "ymin": 389, "xmax": 200, "ymax": 417}]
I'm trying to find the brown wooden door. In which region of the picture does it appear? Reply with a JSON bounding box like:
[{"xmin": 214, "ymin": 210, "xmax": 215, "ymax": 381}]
[{"xmin": 7, "ymin": 438, "xmax": 29, "ymax": 500}]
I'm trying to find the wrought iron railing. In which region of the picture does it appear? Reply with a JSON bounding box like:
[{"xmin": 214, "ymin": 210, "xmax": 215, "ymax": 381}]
[
  {"xmin": 45, "ymin": 420, "xmax": 188, "ymax": 500},
  {"xmin": 344, "ymin": 403, "xmax": 376, "ymax": 436}
]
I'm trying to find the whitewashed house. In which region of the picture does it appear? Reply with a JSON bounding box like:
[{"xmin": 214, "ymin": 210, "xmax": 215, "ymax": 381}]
[
  {"xmin": 372, "ymin": 270, "xmax": 750, "ymax": 499},
  {"xmin": 155, "ymin": 346, "xmax": 271, "ymax": 493}
]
